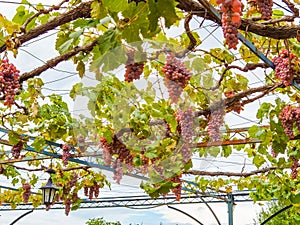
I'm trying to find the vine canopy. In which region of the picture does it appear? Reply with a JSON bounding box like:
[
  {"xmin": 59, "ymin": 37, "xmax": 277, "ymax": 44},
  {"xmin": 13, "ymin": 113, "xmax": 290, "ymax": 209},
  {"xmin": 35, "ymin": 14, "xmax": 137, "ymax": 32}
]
[{"xmin": 0, "ymin": 0, "xmax": 300, "ymax": 217}]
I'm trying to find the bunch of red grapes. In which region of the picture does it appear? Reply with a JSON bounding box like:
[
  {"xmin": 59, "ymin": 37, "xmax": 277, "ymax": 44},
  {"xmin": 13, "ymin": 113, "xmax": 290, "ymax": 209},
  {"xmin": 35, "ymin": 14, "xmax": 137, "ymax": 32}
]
[
  {"xmin": 99, "ymin": 136, "xmax": 113, "ymax": 166},
  {"xmin": 113, "ymin": 160, "xmax": 123, "ymax": 184},
  {"xmin": 124, "ymin": 50, "xmax": 144, "ymax": 82},
  {"xmin": 0, "ymin": 59, "xmax": 21, "ymax": 107},
  {"xmin": 279, "ymin": 105, "xmax": 300, "ymax": 139},
  {"xmin": 61, "ymin": 144, "xmax": 71, "ymax": 166},
  {"xmin": 162, "ymin": 54, "xmax": 192, "ymax": 104},
  {"xmin": 270, "ymin": 148, "xmax": 277, "ymax": 158},
  {"xmin": 290, "ymin": 156, "xmax": 299, "ymax": 179},
  {"xmin": 217, "ymin": 0, "xmax": 243, "ymax": 49},
  {"xmin": 256, "ymin": 0, "xmax": 273, "ymax": 19},
  {"xmin": 62, "ymin": 192, "xmax": 79, "ymax": 215},
  {"xmin": 99, "ymin": 136, "xmax": 133, "ymax": 183},
  {"xmin": 60, "ymin": 173, "xmax": 78, "ymax": 200},
  {"xmin": 22, "ymin": 183, "xmax": 31, "ymax": 203},
  {"xmin": 273, "ymin": 50, "xmax": 298, "ymax": 86},
  {"xmin": 99, "ymin": 136, "xmax": 133, "ymax": 165},
  {"xmin": 56, "ymin": 173, "xmax": 79, "ymax": 216},
  {"xmin": 63, "ymin": 192, "xmax": 79, "ymax": 215},
  {"xmin": 84, "ymin": 182, "xmax": 101, "ymax": 199},
  {"xmin": 175, "ymin": 107, "xmax": 194, "ymax": 143},
  {"xmin": 207, "ymin": 108, "xmax": 225, "ymax": 142},
  {"xmin": 64, "ymin": 199, "xmax": 72, "ymax": 216},
  {"xmin": 11, "ymin": 141, "xmax": 23, "ymax": 159},
  {"xmin": 175, "ymin": 108, "xmax": 194, "ymax": 162},
  {"xmin": 168, "ymin": 174, "xmax": 182, "ymax": 201}
]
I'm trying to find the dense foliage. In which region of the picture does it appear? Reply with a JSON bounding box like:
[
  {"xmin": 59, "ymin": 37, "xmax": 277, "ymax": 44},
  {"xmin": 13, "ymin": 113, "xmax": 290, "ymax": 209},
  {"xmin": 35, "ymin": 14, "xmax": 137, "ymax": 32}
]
[
  {"xmin": 86, "ymin": 217, "xmax": 121, "ymax": 225},
  {"xmin": 0, "ymin": 0, "xmax": 300, "ymax": 218}
]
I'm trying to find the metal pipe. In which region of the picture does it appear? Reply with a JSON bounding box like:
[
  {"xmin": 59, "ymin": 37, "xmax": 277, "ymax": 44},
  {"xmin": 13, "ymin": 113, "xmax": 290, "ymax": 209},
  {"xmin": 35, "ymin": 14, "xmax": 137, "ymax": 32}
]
[
  {"xmin": 260, "ymin": 204, "xmax": 292, "ymax": 225},
  {"xmin": 168, "ymin": 205, "xmax": 204, "ymax": 225},
  {"xmin": 9, "ymin": 210, "xmax": 34, "ymax": 225},
  {"xmin": 227, "ymin": 193, "xmax": 234, "ymax": 225}
]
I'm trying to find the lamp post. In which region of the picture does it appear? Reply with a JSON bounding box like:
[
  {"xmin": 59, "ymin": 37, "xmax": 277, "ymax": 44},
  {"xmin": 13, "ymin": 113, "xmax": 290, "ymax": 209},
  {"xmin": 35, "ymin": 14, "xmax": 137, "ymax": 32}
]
[{"xmin": 40, "ymin": 168, "xmax": 58, "ymax": 206}]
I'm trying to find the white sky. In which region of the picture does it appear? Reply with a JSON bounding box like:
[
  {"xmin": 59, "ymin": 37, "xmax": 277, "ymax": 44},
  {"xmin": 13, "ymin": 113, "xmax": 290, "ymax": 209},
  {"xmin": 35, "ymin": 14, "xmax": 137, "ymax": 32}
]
[{"xmin": 0, "ymin": 1, "xmax": 292, "ymax": 225}]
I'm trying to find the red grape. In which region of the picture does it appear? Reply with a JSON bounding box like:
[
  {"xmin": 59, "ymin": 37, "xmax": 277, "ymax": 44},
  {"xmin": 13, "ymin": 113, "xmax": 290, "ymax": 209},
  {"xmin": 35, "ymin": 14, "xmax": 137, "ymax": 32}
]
[
  {"xmin": 0, "ymin": 59, "xmax": 21, "ymax": 107},
  {"xmin": 290, "ymin": 156, "xmax": 299, "ymax": 179},
  {"xmin": 279, "ymin": 105, "xmax": 300, "ymax": 139},
  {"xmin": 124, "ymin": 50, "xmax": 144, "ymax": 82},
  {"xmin": 207, "ymin": 108, "xmax": 225, "ymax": 142},
  {"xmin": 273, "ymin": 50, "xmax": 297, "ymax": 86},
  {"xmin": 11, "ymin": 141, "xmax": 23, "ymax": 159},
  {"xmin": 218, "ymin": 0, "xmax": 243, "ymax": 49},
  {"xmin": 162, "ymin": 54, "xmax": 192, "ymax": 104},
  {"xmin": 256, "ymin": 0, "xmax": 273, "ymax": 19},
  {"xmin": 22, "ymin": 183, "xmax": 31, "ymax": 203},
  {"xmin": 62, "ymin": 144, "xmax": 71, "ymax": 166}
]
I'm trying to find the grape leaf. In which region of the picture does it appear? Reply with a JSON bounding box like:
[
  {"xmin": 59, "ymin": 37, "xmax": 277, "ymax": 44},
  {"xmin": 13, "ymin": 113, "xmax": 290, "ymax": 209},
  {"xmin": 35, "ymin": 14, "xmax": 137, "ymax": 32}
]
[
  {"xmin": 102, "ymin": 0, "xmax": 128, "ymax": 12},
  {"xmin": 148, "ymin": 0, "xmax": 179, "ymax": 32}
]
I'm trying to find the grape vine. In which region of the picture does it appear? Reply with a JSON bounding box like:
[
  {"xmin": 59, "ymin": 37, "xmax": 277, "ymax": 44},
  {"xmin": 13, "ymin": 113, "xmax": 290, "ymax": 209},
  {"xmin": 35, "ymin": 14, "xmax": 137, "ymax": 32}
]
[
  {"xmin": 218, "ymin": 0, "xmax": 243, "ymax": 49},
  {"xmin": 162, "ymin": 54, "xmax": 192, "ymax": 104},
  {"xmin": 273, "ymin": 50, "xmax": 298, "ymax": 86},
  {"xmin": 0, "ymin": 59, "xmax": 21, "ymax": 107},
  {"xmin": 279, "ymin": 105, "xmax": 300, "ymax": 139}
]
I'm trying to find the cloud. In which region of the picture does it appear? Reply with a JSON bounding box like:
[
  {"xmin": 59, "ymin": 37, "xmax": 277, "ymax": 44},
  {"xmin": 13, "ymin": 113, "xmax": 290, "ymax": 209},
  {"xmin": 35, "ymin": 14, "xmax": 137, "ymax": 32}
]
[{"xmin": 150, "ymin": 201, "xmax": 263, "ymax": 225}]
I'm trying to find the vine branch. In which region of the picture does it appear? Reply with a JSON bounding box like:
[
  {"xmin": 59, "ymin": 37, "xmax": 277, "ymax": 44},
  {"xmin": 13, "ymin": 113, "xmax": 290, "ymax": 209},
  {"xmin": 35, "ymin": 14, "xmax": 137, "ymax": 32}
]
[
  {"xmin": 194, "ymin": 82, "xmax": 282, "ymax": 117},
  {"xmin": 186, "ymin": 166, "xmax": 280, "ymax": 177},
  {"xmin": 177, "ymin": 13, "xmax": 198, "ymax": 57},
  {"xmin": 176, "ymin": 0, "xmax": 300, "ymax": 40},
  {"xmin": 2, "ymin": 0, "xmax": 299, "ymax": 55},
  {"xmin": 201, "ymin": 63, "xmax": 271, "ymax": 91},
  {"xmin": 0, "ymin": 1, "xmax": 92, "ymax": 53},
  {"xmin": 4, "ymin": 164, "xmax": 91, "ymax": 172},
  {"xmin": 21, "ymin": 0, "xmax": 70, "ymax": 33}
]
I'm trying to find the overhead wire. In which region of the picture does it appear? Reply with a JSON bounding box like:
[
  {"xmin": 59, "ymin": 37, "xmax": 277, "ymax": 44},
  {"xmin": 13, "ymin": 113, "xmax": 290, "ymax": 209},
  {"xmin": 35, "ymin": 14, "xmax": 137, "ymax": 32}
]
[
  {"xmin": 0, "ymin": 0, "xmax": 68, "ymax": 8},
  {"xmin": 24, "ymin": 30, "xmax": 60, "ymax": 46},
  {"xmin": 19, "ymin": 48, "xmax": 78, "ymax": 76}
]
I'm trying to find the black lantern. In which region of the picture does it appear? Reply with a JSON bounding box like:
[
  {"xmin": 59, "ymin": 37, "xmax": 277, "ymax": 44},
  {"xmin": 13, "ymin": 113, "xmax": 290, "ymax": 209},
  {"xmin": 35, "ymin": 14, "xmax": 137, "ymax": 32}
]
[{"xmin": 40, "ymin": 169, "xmax": 58, "ymax": 205}]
